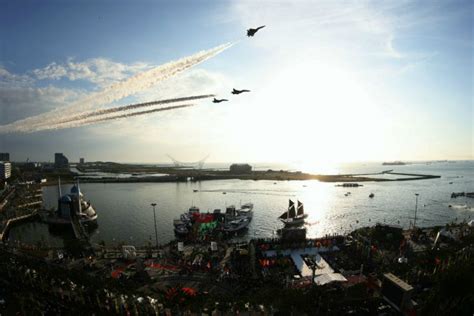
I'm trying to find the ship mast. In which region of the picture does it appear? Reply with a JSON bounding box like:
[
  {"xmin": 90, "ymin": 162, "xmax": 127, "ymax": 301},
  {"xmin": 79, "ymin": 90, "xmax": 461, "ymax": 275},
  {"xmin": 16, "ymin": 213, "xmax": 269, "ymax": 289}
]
[{"xmin": 76, "ymin": 179, "xmax": 82, "ymax": 215}]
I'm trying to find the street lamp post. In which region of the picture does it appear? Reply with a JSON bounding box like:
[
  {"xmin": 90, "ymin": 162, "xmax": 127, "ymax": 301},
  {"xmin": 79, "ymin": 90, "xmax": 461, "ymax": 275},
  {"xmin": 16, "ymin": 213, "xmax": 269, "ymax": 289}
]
[
  {"xmin": 151, "ymin": 203, "xmax": 158, "ymax": 248},
  {"xmin": 413, "ymin": 193, "xmax": 419, "ymax": 228}
]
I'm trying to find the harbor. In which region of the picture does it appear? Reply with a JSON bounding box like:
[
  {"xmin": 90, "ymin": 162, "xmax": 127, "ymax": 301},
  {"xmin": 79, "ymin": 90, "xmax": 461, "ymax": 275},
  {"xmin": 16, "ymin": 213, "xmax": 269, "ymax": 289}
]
[
  {"xmin": 1, "ymin": 0, "xmax": 472, "ymax": 313},
  {"xmin": 5, "ymin": 161, "xmax": 473, "ymax": 248},
  {"xmin": 0, "ymin": 161, "xmax": 472, "ymax": 314}
]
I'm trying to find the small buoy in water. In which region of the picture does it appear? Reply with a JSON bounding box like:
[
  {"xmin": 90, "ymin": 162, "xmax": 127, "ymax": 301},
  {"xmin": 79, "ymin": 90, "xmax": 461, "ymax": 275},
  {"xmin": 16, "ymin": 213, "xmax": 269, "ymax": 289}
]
[
  {"xmin": 356, "ymin": 220, "xmax": 359, "ymax": 223},
  {"xmin": 448, "ymin": 205, "xmax": 452, "ymax": 208},
  {"xmin": 369, "ymin": 193, "xmax": 375, "ymax": 198}
]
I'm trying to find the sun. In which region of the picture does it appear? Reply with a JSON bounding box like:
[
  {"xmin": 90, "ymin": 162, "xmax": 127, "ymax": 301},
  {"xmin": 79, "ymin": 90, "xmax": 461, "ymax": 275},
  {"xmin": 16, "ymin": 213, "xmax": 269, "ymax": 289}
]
[{"xmin": 236, "ymin": 59, "xmax": 388, "ymax": 167}]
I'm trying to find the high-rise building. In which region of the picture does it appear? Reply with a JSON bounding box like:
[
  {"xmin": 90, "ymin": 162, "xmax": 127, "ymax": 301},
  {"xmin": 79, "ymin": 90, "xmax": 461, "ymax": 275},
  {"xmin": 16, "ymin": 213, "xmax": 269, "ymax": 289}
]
[
  {"xmin": 54, "ymin": 153, "xmax": 69, "ymax": 168},
  {"xmin": 79, "ymin": 158, "xmax": 85, "ymax": 164},
  {"xmin": 0, "ymin": 153, "xmax": 9, "ymax": 161},
  {"xmin": 0, "ymin": 162, "xmax": 12, "ymax": 180}
]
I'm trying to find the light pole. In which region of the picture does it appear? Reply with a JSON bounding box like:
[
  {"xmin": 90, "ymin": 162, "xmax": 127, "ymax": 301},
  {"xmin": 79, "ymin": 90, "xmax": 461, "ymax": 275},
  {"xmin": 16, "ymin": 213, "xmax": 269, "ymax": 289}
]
[
  {"xmin": 413, "ymin": 193, "xmax": 419, "ymax": 228},
  {"xmin": 151, "ymin": 203, "xmax": 158, "ymax": 248}
]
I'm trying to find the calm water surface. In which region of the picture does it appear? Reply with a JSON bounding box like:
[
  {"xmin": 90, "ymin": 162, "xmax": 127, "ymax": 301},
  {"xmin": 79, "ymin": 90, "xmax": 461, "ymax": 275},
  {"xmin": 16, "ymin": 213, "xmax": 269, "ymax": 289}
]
[{"xmin": 9, "ymin": 161, "xmax": 473, "ymax": 247}]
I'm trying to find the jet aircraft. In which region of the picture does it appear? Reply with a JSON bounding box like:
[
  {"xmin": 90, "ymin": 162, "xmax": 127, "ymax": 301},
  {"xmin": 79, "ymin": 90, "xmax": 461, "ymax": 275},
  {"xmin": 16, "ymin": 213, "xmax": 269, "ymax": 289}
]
[
  {"xmin": 232, "ymin": 89, "xmax": 251, "ymax": 95},
  {"xmin": 213, "ymin": 98, "xmax": 228, "ymax": 103},
  {"xmin": 247, "ymin": 25, "xmax": 265, "ymax": 37}
]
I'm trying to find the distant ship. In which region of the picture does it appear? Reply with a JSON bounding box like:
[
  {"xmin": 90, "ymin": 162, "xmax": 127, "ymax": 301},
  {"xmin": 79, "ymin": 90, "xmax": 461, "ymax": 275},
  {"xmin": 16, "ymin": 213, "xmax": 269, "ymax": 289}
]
[
  {"xmin": 44, "ymin": 180, "xmax": 98, "ymax": 225},
  {"xmin": 279, "ymin": 200, "xmax": 308, "ymax": 226},
  {"xmin": 382, "ymin": 161, "xmax": 406, "ymax": 165}
]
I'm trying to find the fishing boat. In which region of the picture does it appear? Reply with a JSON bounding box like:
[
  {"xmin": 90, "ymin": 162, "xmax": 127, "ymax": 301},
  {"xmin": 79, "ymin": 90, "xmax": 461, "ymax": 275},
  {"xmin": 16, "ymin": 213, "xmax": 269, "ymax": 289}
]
[
  {"xmin": 279, "ymin": 200, "xmax": 308, "ymax": 226},
  {"xmin": 222, "ymin": 217, "xmax": 250, "ymax": 233},
  {"xmin": 238, "ymin": 203, "xmax": 254, "ymax": 221},
  {"xmin": 224, "ymin": 203, "xmax": 254, "ymax": 221}
]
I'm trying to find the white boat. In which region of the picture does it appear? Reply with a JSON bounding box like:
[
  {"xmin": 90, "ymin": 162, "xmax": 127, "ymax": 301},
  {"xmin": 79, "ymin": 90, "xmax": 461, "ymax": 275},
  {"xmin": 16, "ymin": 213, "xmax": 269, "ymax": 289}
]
[
  {"xmin": 238, "ymin": 203, "xmax": 254, "ymax": 221},
  {"xmin": 279, "ymin": 200, "xmax": 308, "ymax": 226},
  {"xmin": 45, "ymin": 179, "xmax": 97, "ymax": 225}
]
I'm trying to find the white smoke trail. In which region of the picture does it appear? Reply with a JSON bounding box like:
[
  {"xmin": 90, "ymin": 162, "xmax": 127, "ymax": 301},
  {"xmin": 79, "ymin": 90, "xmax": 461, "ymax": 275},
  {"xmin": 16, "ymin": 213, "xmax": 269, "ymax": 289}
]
[
  {"xmin": 53, "ymin": 94, "xmax": 214, "ymax": 125},
  {"xmin": 0, "ymin": 42, "xmax": 233, "ymax": 134},
  {"xmin": 37, "ymin": 104, "xmax": 195, "ymax": 132}
]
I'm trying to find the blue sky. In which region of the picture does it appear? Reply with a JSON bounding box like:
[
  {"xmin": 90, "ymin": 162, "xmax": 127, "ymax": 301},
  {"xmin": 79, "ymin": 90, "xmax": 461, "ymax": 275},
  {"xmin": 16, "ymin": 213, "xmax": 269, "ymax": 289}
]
[{"xmin": 0, "ymin": 0, "xmax": 472, "ymax": 164}]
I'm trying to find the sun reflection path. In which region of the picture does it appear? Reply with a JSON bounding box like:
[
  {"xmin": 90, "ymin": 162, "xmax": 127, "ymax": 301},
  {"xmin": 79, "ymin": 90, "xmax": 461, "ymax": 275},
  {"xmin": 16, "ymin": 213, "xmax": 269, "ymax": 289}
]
[{"xmin": 294, "ymin": 181, "xmax": 334, "ymax": 238}]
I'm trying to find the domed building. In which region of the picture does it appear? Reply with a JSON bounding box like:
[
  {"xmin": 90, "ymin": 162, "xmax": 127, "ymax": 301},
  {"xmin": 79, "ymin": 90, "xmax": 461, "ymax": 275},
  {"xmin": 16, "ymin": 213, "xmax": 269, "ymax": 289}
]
[{"xmin": 51, "ymin": 180, "xmax": 98, "ymax": 225}]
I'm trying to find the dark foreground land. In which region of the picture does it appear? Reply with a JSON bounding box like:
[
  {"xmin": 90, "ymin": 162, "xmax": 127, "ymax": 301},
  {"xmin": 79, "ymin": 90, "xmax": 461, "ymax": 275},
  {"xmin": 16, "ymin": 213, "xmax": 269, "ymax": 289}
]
[{"xmin": 1, "ymin": 222, "xmax": 473, "ymax": 315}]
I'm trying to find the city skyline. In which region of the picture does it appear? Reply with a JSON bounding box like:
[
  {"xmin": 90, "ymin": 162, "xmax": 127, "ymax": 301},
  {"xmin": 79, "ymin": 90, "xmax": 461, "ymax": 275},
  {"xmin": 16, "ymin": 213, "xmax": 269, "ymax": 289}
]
[{"xmin": 0, "ymin": 1, "xmax": 472, "ymax": 164}]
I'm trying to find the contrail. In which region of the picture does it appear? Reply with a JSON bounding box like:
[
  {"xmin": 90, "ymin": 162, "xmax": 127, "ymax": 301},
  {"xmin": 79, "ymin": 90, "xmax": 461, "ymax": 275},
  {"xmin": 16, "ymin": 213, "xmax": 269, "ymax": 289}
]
[
  {"xmin": 37, "ymin": 104, "xmax": 195, "ymax": 132},
  {"xmin": 0, "ymin": 42, "xmax": 233, "ymax": 134},
  {"xmin": 54, "ymin": 94, "xmax": 214, "ymax": 125}
]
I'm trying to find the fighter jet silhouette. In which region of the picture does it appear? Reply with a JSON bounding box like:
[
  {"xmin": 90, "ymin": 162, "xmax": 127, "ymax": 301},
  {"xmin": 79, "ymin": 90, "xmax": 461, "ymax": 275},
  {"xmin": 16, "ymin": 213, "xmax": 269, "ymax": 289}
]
[
  {"xmin": 213, "ymin": 98, "xmax": 228, "ymax": 103},
  {"xmin": 247, "ymin": 25, "xmax": 265, "ymax": 37},
  {"xmin": 232, "ymin": 89, "xmax": 251, "ymax": 95}
]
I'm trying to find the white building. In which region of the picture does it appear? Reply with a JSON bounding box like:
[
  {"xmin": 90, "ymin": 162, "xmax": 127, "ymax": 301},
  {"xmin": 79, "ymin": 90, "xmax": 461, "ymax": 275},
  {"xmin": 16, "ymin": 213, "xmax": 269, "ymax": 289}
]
[{"xmin": 0, "ymin": 162, "xmax": 12, "ymax": 180}]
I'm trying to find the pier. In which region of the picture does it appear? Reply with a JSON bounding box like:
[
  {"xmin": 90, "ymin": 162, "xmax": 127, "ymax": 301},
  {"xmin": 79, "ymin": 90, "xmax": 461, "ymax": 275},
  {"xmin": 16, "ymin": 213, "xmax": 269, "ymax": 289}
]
[
  {"xmin": 69, "ymin": 212, "xmax": 90, "ymax": 241},
  {"xmin": 0, "ymin": 211, "xmax": 38, "ymax": 242}
]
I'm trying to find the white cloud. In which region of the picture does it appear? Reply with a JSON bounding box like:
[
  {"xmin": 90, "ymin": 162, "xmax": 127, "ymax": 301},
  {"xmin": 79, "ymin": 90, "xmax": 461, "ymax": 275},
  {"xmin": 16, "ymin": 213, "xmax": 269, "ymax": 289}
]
[
  {"xmin": 0, "ymin": 85, "xmax": 85, "ymax": 124},
  {"xmin": 85, "ymin": 68, "xmax": 234, "ymax": 142},
  {"xmin": 0, "ymin": 66, "xmax": 35, "ymax": 87},
  {"xmin": 32, "ymin": 58, "xmax": 151, "ymax": 87}
]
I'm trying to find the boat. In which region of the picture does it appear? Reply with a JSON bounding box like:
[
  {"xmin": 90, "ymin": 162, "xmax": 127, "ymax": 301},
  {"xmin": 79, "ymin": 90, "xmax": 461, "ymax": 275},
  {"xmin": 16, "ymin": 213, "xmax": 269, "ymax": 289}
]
[
  {"xmin": 44, "ymin": 179, "xmax": 98, "ymax": 226},
  {"xmin": 172, "ymin": 202, "xmax": 254, "ymax": 237},
  {"xmin": 187, "ymin": 206, "xmax": 200, "ymax": 216},
  {"xmin": 336, "ymin": 183, "xmax": 363, "ymax": 187},
  {"xmin": 238, "ymin": 203, "xmax": 254, "ymax": 221},
  {"xmin": 279, "ymin": 200, "xmax": 308, "ymax": 226},
  {"xmin": 369, "ymin": 193, "xmax": 375, "ymax": 198},
  {"xmin": 174, "ymin": 224, "xmax": 189, "ymax": 236},
  {"xmin": 221, "ymin": 217, "xmax": 250, "ymax": 233},
  {"xmin": 223, "ymin": 203, "xmax": 253, "ymax": 222},
  {"xmin": 193, "ymin": 189, "xmax": 198, "ymax": 192}
]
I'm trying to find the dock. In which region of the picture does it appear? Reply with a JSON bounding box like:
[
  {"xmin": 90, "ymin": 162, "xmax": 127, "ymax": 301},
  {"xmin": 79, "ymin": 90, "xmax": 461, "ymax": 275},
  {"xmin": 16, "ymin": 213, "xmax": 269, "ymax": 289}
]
[
  {"xmin": 69, "ymin": 212, "xmax": 90, "ymax": 241},
  {"xmin": 0, "ymin": 211, "xmax": 38, "ymax": 242}
]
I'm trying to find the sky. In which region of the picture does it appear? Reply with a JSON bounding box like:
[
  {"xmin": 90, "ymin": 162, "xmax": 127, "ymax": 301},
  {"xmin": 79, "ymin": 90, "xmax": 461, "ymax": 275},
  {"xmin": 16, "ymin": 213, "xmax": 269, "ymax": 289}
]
[{"xmin": 0, "ymin": 0, "xmax": 472, "ymax": 165}]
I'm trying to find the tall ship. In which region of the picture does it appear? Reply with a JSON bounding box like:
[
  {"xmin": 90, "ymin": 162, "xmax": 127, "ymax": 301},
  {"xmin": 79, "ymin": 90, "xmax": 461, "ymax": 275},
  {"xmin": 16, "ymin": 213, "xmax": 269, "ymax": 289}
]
[
  {"xmin": 44, "ymin": 179, "xmax": 98, "ymax": 225},
  {"xmin": 279, "ymin": 200, "xmax": 308, "ymax": 226}
]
